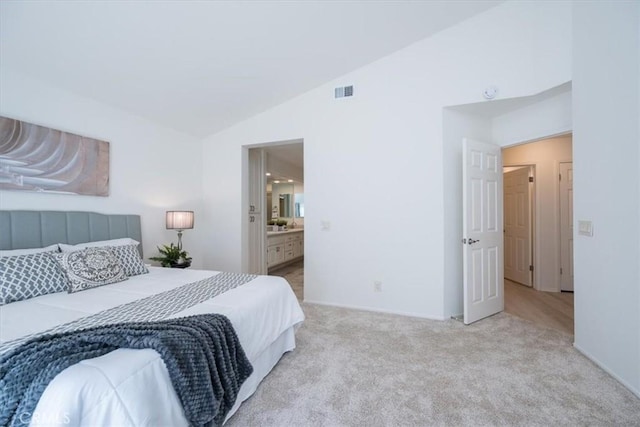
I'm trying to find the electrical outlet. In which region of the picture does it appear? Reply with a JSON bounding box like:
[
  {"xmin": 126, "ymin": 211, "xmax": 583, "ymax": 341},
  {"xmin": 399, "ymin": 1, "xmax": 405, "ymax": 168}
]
[{"xmin": 373, "ymin": 281, "xmax": 382, "ymax": 292}]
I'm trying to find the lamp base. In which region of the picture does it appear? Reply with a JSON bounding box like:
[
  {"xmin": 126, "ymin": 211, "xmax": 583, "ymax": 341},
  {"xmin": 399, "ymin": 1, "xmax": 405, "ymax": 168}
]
[
  {"xmin": 169, "ymin": 260, "xmax": 191, "ymax": 269},
  {"xmin": 177, "ymin": 230, "xmax": 183, "ymax": 250}
]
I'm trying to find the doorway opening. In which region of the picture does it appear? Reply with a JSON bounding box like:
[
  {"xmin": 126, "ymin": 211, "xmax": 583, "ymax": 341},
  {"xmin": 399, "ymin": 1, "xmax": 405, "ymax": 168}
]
[
  {"xmin": 246, "ymin": 140, "xmax": 304, "ymax": 300},
  {"xmin": 442, "ymin": 81, "xmax": 573, "ymax": 328},
  {"xmin": 502, "ymin": 134, "xmax": 574, "ymax": 335}
]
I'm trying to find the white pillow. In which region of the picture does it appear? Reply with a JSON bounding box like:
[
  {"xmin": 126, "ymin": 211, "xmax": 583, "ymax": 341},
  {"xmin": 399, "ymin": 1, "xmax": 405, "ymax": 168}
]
[
  {"xmin": 58, "ymin": 238, "xmax": 140, "ymax": 252},
  {"xmin": 0, "ymin": 244, "xmax": 60, "ymax": 257}
]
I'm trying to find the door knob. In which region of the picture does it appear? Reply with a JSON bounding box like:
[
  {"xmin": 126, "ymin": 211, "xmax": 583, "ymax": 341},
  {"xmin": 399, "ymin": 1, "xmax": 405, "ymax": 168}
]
[{"xmin": 468, "ymin": 238, "xmax": 479, "ymax": 245}]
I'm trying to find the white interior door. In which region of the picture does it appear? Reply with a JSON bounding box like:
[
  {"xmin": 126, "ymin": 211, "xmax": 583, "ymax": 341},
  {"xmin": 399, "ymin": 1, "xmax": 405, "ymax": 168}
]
[
  {"xmin": 463, "ymin": 138, "xmax": 504, "ymax": 324},
  {"xmin": 248, "ymin": 148, "xmax": 266, "ymax": 275},
  {"xmin": 503, "ymin": 167, "xmax": 533, "ymax": 287},
  {"xmin": 559, "ymin": 162, "xmax": 574, "ymax": 291}
]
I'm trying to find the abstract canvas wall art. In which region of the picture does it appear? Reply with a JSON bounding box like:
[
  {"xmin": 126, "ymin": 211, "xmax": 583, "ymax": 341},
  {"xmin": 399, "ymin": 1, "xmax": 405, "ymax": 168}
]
[{"xmin": 0, "ymin": 116, "xmax": 109, "ymax": 196}]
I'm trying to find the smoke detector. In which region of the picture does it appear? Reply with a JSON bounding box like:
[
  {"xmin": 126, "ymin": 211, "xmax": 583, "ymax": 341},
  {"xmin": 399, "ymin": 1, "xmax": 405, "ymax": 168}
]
[{"xmin": 483, "ymin": 85, "xmax": 498, "ymax": 100}]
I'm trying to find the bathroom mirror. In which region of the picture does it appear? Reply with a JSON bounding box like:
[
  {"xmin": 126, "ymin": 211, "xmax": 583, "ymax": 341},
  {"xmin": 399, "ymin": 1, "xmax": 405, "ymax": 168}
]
[
  {"xmin": 272, "ymin": 183, "xmax": 294, "ymax": 218},
  {"xmin": 279, "ymin": 194, "xmax": 292, "ymax": 217},
  {"xmin": 294, "ymin": 193, "xmax": 304, "ymax": 218}
]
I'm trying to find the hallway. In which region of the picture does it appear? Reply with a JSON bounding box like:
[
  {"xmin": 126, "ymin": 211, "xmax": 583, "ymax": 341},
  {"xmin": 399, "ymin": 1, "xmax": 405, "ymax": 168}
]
[{"xmin": 504, "ymin": 279, "xmax": 574, "ymax": 335}]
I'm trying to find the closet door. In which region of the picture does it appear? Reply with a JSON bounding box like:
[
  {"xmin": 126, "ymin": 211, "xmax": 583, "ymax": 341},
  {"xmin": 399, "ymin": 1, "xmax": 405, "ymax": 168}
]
[{"xmin": 248, "ymin": 148, "xmax": 266, "ymax": 274}]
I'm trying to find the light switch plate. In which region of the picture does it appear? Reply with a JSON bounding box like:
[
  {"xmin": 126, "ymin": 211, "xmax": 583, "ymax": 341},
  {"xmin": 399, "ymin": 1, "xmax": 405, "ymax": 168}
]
[
  {"xmin": 321, "ymin": 220, "xmax": 331, "ymax": 231},
  {"xmin": 578, "ymin": 220, "xmax": 593, "ymax": 237}
]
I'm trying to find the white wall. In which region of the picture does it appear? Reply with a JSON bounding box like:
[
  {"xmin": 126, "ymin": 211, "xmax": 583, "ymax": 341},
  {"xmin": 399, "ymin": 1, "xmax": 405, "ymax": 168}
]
[
  {"xmin": 492, "ymin": 88, "xmax": 572, "ymax": 146},
  {"xmin": 0, "ymin": 68, "xmax": 205, "ymax": 266},
  {"xmin": 201, "ymin": 1, "xmax": 572, "ymax": 319},
  {"xmin": 572, "ymin": 1, "xmax": 640, "ymax": 396},
  {"xmin": 502, "ymin": 135, "xmax": 573, "ymax": 292}
]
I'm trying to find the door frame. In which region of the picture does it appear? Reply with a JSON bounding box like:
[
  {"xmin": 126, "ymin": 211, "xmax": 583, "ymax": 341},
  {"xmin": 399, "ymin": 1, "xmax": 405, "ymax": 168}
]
[
  {"xmin": 558, "ymin": 161, "xmax": 574, "ymax": 292},
  {"xmin": 444, "ymin": 85, "xmax": 573, "ymax": 320},
  {"xmin": 242, "ymin": 138, "xmax": 304, "ymax": 274},
  {"xmin": 502, "ymin": 163, "xmax": 536, "ymax": 289}
]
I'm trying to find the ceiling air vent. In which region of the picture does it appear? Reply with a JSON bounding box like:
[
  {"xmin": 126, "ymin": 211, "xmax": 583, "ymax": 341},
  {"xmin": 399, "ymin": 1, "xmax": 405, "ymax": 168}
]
[{"xmin": 334, "ymin": 85, "xmax": 354, "ymax": 98}]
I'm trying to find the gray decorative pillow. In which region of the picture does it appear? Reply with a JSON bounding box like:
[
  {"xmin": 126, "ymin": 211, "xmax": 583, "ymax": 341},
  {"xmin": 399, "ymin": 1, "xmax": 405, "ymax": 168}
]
[
  {"xmin": 108, "ymin": 244, "xmax": 148, "ymax": 276},
  {"xmin": 50, "ymin": 247, "xmax": 128, "ymax": 293},
  {"xmin": 0, "ymin": 252, "xmax": 68, "ymax": 305}
]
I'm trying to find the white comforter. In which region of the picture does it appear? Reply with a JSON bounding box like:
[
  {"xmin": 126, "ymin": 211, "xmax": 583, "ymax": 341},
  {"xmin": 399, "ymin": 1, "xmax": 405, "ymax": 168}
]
[{"xmin": 0, "ymin": 267, "xmax": 305, "ymax": 426}]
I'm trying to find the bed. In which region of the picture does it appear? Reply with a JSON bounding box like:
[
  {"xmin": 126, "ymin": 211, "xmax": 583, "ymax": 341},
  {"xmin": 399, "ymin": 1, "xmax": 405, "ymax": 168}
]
[{"xmin": 0, "ymin": 211, "xmax": 305, "ymax": 426}]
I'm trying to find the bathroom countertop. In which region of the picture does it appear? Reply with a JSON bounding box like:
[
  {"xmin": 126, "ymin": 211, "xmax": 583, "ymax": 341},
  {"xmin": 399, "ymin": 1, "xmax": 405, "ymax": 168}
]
[{"xmin": 266, "ymin": 228, "xmax": 304, "ymax": 236}]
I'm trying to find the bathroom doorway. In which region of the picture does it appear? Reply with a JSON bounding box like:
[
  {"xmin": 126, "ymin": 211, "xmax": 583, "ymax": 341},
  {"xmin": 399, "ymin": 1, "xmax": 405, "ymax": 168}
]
[{"xmin": 261, "ymin": 141, "xmax": 305, "ymax": 300}]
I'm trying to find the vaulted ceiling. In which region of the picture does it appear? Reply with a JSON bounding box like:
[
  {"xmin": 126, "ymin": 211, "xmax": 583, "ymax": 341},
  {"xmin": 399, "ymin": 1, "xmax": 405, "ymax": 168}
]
[{"xmin": 1, "ymin": 1, "xmax": 502, "ymax": 138}]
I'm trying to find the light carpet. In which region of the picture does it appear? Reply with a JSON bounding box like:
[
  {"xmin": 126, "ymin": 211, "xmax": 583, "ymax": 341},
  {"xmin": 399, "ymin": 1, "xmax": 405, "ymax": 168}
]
[{"xmin": 227, "ymin": 303, "xmax": 640, "ymax": 426}]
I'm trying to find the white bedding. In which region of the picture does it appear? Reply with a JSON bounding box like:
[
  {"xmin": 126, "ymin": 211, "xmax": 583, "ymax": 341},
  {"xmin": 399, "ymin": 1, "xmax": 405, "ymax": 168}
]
[{"xmin": 0, "ymin": 267, "xmax": 305, "ymax": 426}]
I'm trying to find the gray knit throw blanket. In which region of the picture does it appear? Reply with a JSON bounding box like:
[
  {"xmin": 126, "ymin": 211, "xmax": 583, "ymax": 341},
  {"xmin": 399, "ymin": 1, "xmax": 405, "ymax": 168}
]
[{"xmin": 0, "ymin": 314, "xmax": 253, "ymax": 427}]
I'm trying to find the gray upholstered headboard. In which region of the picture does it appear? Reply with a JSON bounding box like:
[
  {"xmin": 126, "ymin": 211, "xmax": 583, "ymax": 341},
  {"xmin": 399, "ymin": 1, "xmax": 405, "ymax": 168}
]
[{"xmin": 0, "ymin": 211, "xmax": 143, "ymax": 257}]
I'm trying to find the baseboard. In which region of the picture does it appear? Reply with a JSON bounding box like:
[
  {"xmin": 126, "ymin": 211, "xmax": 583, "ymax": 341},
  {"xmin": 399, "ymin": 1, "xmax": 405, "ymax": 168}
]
[
  {"xmin": 573, "ymin": 342, "xmax": 640, "ymax": 399},
  {"xmin": 302, "ymin": 299, "xmax": 447, "ymax": 321}
]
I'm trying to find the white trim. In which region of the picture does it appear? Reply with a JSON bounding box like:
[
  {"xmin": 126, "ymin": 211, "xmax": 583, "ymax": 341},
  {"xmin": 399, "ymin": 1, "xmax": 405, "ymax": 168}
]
[
  {"xmin": 557, "ymin": 160, "xmax": 574, "ymax": 292},
  {"xmin": 241, "ymin": 146, "xmax": 250, "ymax": 273},
  {"xmin": 574, "ymin": 343, "xmax": 640, "ymax": 399},
  {"xmin": 499, "ymin": 126, "xmax": 572, "ymax": 148},
  {"xmin": 303, "ymin": 300, "xmax": 447, "ymax": 321}
]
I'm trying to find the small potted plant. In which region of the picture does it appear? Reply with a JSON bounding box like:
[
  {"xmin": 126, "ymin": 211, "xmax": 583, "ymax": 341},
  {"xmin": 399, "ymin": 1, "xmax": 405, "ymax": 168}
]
[
  {"xmin": 267, "ymin": 219, "xmax": 279, "ymax": 232},
  {"xmin": 149, "ymin": 243, "xmax": 192, "ymax": 268},
  {"xmin": 276, "ymin": 219, "xmax": 288, "ymax": 231}
]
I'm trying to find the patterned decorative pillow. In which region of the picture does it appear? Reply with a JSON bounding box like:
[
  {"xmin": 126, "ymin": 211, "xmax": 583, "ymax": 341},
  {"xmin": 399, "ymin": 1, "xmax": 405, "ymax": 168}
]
[
  {"xmin": 0, "ymin": 252, "xmax": 68, "ymax": 305},
  {"xmin": 108, "ymin": 244, "xmax": 148, "ymax": 276},
  {"xmin": 0, "ymin": 244, "xmax": 60, "ymax": 257},
  {"xmin": 50, "ymin": 247, "xmax": 128, "ymax": 293}
]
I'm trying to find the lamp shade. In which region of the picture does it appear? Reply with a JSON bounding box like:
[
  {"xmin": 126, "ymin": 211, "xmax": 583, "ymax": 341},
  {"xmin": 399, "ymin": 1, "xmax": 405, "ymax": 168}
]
[{"xmin": 166, "ymin": 211, "xmax": 194, "ymax": 230}]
